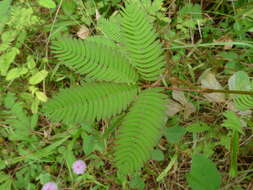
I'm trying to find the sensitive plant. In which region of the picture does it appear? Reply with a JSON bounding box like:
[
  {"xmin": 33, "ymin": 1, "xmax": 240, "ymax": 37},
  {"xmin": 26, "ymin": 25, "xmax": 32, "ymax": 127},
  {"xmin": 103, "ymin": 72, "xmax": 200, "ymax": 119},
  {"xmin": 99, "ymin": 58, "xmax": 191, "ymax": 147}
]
[
  {"xmin": 43, "ymin": 0, "xmax": 167, "ymax": 176},
  {"xmin": 42, "ymin": 0, "xmax": 253, "ymax": 179}
]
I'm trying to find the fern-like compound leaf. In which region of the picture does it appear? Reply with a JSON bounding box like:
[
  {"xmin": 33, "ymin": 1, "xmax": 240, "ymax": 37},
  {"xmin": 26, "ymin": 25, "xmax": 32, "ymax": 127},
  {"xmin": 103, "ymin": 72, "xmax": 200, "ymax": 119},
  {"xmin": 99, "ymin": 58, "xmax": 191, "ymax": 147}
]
[
  {"xmin": 98, "ymin": 17, "xmax": 121, "ymax": 43},
  {"xmin": 51, "ymin": 37, "xmax": 139, "ymax": 83},
  {"xmin": 120, "ymin": 2, "xmax": 165, "ymax": 81},
  {"xmin": 228, "ymin": 71, "xmax": 253, "ymax": 110},
  {"xmin": 114, "ymin": 88, "xmax": 168, "ymax": 175},
  {"xmin": 43, "ymin": 82, "xmax": 139, "ymax": 124}
]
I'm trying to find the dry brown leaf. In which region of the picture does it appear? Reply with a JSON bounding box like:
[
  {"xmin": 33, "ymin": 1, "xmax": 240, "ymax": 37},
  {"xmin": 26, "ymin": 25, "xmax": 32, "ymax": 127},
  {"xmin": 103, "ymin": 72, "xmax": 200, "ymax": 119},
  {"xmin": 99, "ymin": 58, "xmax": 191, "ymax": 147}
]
[
  {"xmin": 172, "ymin": 90, "xmax": 188, "ymax": 105},
  {"xmin": 166, "ymin": 99, "xmax": 183, "ymax": 117},
  {"xmin": 183, "ymin": 102, "xmax": 196, "ymax": 120},
  {"xmin": 172, "ymin": 89, "xmax": 196, "ymax": 119},
  {"xmin": 77, "ymin": 25, "xmax": 90, "ymax": 39},
  {"xmin": 198, "ymin": 69, "xmax": 225, "ymax": 103}
]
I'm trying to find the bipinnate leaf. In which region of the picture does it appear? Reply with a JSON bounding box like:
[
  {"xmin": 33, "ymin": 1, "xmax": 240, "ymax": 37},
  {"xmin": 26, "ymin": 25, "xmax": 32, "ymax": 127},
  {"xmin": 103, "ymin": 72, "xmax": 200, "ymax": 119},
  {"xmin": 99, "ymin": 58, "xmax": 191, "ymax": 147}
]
[
  {"xmin": 120, "ymin": 2, "xmax": 165, "ymax": 81},
  {"xmin": 114, "ymin": 88, "xmax": 168, "ymax": 175},
  {"xmin": 228, "ymin": 71, "xmax": 253, "ymax": 110},
  {"xmin": 187, "ymin": 154, "xmax": 221, "ymax": 190},
  {"xmin": 42, "ymin": 82, "xmax": 139, "ymax": 123},
  {"xmin": 51, "ymin": 37, "xmax": 139, "ymax": 83}
]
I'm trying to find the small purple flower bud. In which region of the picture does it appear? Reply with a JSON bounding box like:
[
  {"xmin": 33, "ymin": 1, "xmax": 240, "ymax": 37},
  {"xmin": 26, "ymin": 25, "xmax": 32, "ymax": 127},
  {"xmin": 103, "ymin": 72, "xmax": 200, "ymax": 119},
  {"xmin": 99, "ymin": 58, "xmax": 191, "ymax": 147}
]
[
  {"xmin": 41, "ymin": 182, "xmax": 57, "ymax": 190},
  {"xmin": 72, "ymin": 160, "xmax": 87, "ymax": 175}
]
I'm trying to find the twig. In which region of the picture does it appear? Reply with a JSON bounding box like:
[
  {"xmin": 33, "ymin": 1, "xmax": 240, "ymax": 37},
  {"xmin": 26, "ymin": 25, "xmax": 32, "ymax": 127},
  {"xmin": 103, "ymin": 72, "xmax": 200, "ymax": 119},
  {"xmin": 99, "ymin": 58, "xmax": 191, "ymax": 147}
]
[{"xmin": 142, "ymin": 85, "xmax": 253, "ymax": 96}]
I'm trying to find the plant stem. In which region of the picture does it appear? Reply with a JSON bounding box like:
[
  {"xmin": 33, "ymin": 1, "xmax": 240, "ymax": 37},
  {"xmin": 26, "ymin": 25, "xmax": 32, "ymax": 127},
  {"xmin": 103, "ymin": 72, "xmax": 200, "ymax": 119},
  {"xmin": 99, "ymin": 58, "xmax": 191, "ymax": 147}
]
[{"xmin": 143, "ymin": 85, "xmax": 253, "ymax": 96}]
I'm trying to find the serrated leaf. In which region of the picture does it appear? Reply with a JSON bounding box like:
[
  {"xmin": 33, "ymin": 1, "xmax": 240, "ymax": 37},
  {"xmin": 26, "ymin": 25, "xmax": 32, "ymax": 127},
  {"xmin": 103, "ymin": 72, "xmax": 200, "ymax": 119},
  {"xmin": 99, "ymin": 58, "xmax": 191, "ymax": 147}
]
[
  {"xmin": 187, "ymin": 154, "xmax": 221, "ymax": 190},
  {"xmin": 29, "ymin": 70, "xmax": 48, "ymax": 85},
  {"xmin": 38, "ymin": 0, "xmax": 56, "ymax": 9}
]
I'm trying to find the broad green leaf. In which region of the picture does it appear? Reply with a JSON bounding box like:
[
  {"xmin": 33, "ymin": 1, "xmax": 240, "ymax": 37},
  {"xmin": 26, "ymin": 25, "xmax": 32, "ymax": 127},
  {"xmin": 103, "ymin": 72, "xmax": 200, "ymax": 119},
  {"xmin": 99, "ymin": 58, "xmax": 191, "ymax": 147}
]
[
  {"xmin": 129, "ymin": 175, "xmax": 145, "ymax": 190},
  {"xmin": 35, "ymin": 91, "xmax": 48, "ymax": 102},
  {"xmin": 26, "ymin": 55, "xmax": 36, "ymax": 69},
  {"xmin": 228, "ymin": 71, "xmax": 251, "ymax": 93},
  {"xmin": 187, "ymin": 154, "xmax": 221, "ymax": 190},
  {"xmin": 151, "ymin": 149, "xmax": 164, "ymax": 161},
  {"xmin": 0, "ymin": 47, "xmax": 19, "ymax": 76},
  {"xmin": 1, "ymin": 30, "xmax": 17, "ymax": 43},
  {"xmin": 228, "ymin": 71, "xmax": 253, "ymax": 110},
  {"xmin": 31, "ymin": 98, "xmax": 40, "ymax": 114},
  {"xmin": 164, "ymin": 125, "xmax": 186, "ymax": 143},
  {"xmin": 82, "ymin": 135, "xmax": 104, "ymax": 155},
  {"xmin": 29, "ymin": 70, "xmax": 48, "ymax": 85},
  {"xmin": 61, "ymin": 0, "xmax": 76, "ymax": 15},
  {"xmin": 38, "ymin": 0, "xmax": 56, "ymax": 9},
  {"xmin": 5, "ymin": 67, "xmax": 28, "ymax": 81},
  {"xmin": 186, "ymin": 122, "xmax": 210, "ymax": 133},
  {"xmin": 83, "ymin": 135, "xmax": 96, "ymax": 155}
]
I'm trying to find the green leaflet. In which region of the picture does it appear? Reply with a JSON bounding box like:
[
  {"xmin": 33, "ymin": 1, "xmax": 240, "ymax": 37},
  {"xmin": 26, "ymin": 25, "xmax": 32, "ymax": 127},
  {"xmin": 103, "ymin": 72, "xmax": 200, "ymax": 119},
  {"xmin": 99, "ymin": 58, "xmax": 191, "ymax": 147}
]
[
  {"xmin": 120, "ymin": 2, "xmax": 166, "ymax": 81},
  {"xmin": 187, "ymin": 154, "xmax": 221, "ymax": 190},
  {"xmin": 51, "ymin": 37, "xmax": 139, "ymax": 84},
  {"xmin": 43, "ymin": 82, "xmax": 139, "ymax": 124},
  {"xmin": 46, "ymin": 0, "xmax": 168, "ymax": 177},
  {"xmin": 98, "ymin": 17, "xmax": 121, "ymax": 43},
  {"xmin": 114, "ymin": 88, "xmax": 168, "ymax": 175}
]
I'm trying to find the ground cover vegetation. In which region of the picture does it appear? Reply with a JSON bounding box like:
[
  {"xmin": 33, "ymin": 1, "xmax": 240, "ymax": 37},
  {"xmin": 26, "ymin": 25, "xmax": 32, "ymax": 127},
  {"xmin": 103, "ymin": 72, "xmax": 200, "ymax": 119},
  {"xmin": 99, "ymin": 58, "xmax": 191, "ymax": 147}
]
[{"xmin": 0, "ymin": 0, "xmax": 253, "ymax": 189}]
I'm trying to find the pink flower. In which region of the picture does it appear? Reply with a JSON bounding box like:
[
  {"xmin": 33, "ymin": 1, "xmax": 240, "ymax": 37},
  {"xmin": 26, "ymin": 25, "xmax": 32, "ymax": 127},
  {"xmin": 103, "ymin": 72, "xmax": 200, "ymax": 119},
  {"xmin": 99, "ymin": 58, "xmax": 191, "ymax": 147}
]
[
  {"xmin": 72, "ymin": 160, "xmax": 87, "ymax": 175},
  {"xmin": 41, "ymin": 182, "xmax": 57, "ymax": 190}
]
